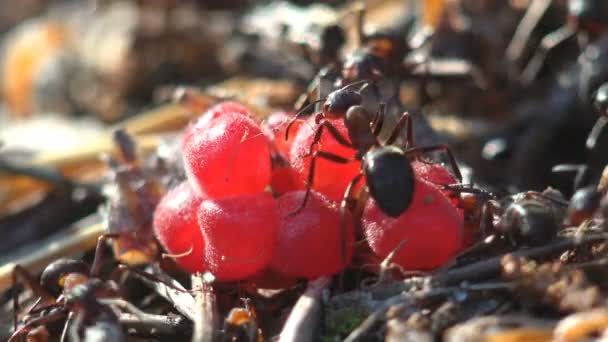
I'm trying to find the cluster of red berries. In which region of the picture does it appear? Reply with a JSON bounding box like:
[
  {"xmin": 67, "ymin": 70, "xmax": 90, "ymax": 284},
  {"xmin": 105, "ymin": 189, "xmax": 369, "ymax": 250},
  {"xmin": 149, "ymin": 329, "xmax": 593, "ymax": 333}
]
[{"xmin": 153, "ymin": 101, "xmax": 465, "ymax": 285}]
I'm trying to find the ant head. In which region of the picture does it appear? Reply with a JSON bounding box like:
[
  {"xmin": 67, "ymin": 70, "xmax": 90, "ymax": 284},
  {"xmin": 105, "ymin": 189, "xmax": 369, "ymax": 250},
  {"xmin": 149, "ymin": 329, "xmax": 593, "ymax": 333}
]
[
  {"xmin": 323, "ymin": 89, "xmax": 362, "ymax": 119},
  {"xmin": 567, "ymin": 186, "xmax": 602, "ymax": 226},
  {"xmin": 594, "ymin": 82, "xmax": 608, "ymax": 115},
  {"xmin": 40, "ymin": 258, "xmax": 89, "ymax": 298}
]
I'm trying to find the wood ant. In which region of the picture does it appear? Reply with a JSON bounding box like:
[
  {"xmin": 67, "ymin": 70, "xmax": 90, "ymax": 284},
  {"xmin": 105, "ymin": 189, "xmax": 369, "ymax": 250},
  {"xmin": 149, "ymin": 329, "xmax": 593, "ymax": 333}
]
[
  {"xmin": 10, "ymin": 258, "xmax": 123, "ymax": 341},
  {"xmin": 519, "ymin": 0, "xmax": 608, "ymax": 84},
  {"xmin": 296, "ymin": 5, "xmax": 484, "ymax": 113},
  {"xmin": 474, "ymin": 189, "xmax": 567, "ymax": 248},
  {"xmin": 10, "ymin": 256, "xmax": 192, "ymax": 341},
  {"xmin": 287, "ymin": 78, "xmax": 462, "ymax": 214}
]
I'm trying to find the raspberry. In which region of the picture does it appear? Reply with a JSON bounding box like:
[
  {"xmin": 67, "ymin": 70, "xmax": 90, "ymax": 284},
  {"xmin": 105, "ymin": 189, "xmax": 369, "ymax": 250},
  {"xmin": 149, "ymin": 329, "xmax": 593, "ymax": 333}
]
[
  {"xmin": 262, "ymin": 111, "xmax": 302, "ymax": 157},
  {"xmin": 270, "ymin": 190, "xmax": 354, "ymax": 279},
  {"xmin": 289, "ymin": 117, "xmax": 360, "ymax": 201},
  {"xmin": 182, "ymin": 112, "xmax": 272, "ymax": 198},
  {"xmin": 153, "ymin": 181, "xmax": 206, "ymax": 273},
  {"xmin": 362, "ymin": 178, "xmax": 464, "ymax": 270},
  {"xmin": 198, "ymin": 192, "xmax": 278, "ymax": 281}
]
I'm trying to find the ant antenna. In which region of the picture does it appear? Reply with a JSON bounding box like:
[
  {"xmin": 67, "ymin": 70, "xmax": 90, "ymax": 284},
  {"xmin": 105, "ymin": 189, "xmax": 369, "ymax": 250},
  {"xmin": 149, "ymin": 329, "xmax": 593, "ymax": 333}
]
[{"xmin": 587, "ymin": 116, "xmax": 608, "ymax": 149}]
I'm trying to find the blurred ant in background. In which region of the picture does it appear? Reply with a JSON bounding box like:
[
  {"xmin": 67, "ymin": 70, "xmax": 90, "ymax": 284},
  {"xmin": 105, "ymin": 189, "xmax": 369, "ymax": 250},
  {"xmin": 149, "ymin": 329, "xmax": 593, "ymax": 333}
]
[{"xmin": 10, "ymin": 258, "xmax": 124, "ymax": 341}]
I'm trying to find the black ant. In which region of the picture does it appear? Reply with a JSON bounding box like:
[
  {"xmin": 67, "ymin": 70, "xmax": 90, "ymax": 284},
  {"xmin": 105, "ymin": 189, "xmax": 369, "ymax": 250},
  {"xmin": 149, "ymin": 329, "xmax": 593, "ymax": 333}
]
[
  {"xmin": 296, "ymin": 6, "xmax": 482, "ymax": 113},
  {"xmin": 288, "ymin": 102, "xmax": 461, "ymax": 262},
  {"xmin": 566, "ymin": 185, "xmax": 603, "ymax": 226},
  {"xmin": 586, "ymin": 82, "xmax": 608, "ymax": 149},
  {"xmin": 10, "ymin": 258, "xmax": 123, "ymax": 341},
  {"xmin": 519, "ymin": 0, "xmax": 608, "ymax": 84},
  {"xmin": 10, "ymin": 256, "xmax": 192, "ymax": 341},
  {"xmin": 478, "ymin": 189, "xmax": 567, "ymax": 248}
]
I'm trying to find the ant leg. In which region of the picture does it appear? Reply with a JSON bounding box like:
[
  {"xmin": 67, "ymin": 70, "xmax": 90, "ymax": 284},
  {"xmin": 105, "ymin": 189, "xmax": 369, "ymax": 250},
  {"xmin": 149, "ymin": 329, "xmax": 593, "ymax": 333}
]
[
  {"xmin": 285, "ymin": 100, "xmax": 325, "ymax": 140},
  {"xmin": 386, "ymin": 112, "xmax": 414, "ymax": 148},
  {"xmin": 480, "ymin": 200, "xmax": 500, "ymax": 236},
  {"xmin": 405, "ymin": 144, "xmax": 462, "ymax": 182},
  {"xmin": 588, "ymin": 113, "xmax": 608, "ymax": 149},
  {"xmin": 340, "ymin": 173, "xmax": 364, "ymax": 265},
  {"xmin": 304, "ymin": 120, "xmax": 354, "ymax": 156},
  {"xmin": 552, "ymin": 164, "xmax": 589, "ymax": 191},
  {"xmin": 113, "ymin": 265, "xmax": 194, "ymax": 293},
  {"xmin": 12, "ymin": 265, "xmax": 53, "ymax": 331},
  {"xmin": 290, "ymin": 151, "xmax": 358, "ymax": 216},
  {"xmin": 9, "ymin": 310, "xmax": 67, "ymax": 342},
  {"xmin": 90, "ymin": 234, "xmax": 121, "ymax": 278},
  {"xmin": 371, "ymin": 103, "xmax": 385, "ymax": 137}
]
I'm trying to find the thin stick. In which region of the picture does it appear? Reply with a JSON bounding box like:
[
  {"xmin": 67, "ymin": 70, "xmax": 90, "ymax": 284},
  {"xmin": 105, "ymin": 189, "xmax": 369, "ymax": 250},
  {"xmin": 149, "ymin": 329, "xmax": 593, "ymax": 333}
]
[
  {"xmin": 432, "ymin": 234, "xmax": 608, "ymax": 286},
  {"xmin": 0, "ymin": 220, "xmax": 103, "ymax": 292},
  {"xmin": 279, "ymin": 277, "xmax": 331, "ymax": 342},
  {"xmin": 191, "ymin": 273, "xmax": 218, "ymax": 342},
  {"xmin": 133, "ymin": 265, "xmax": 197, "ymax": 321}
]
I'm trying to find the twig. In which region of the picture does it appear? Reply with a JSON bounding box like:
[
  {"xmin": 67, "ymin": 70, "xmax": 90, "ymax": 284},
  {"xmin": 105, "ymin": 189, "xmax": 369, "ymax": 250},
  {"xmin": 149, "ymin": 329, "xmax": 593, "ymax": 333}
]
[
  {"xmin": 132, "ymin": 265, "xmax": 197, "ymax": 321},
  {"xmin": 191, "ymin": 273, "xmax": 218, "ymax": 342},
  {"xmin": 0, "ymin": 219, "xmax": 103, "ymax": 292},
  {"xmin": 344, "ymin": 282, "xmax": 514, "ymax": 342},
  {"xmin": 279, "ymin": 277, "xmax": 331, "ymax": 342},
  {"xmin": 99, "ymin": 298, "xmax": 190, "ymax": 337},
  {"xmin": 432, "ymin": 234, "xmax": 608, "ymax": 286}
]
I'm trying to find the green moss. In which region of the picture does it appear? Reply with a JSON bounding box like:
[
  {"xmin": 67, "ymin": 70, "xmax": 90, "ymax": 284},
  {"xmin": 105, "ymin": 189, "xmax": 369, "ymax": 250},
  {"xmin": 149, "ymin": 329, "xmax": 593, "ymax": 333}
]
[{"xmin": 323, "ymin": 307, "xmax": 369, "ymax": 340}]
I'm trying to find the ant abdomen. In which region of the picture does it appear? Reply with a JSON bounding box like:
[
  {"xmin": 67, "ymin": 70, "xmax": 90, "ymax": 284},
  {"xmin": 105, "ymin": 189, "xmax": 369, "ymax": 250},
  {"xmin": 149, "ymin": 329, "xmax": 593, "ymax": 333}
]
[
  {"xmin": 499, "ymin": 200, "xmax": 560, "ymax": 246},
  {"xmin": 40, "ymin": 258, "xmax": 89, "ymax": 297},
  {"xmin": 363, "ymin": 146, "xmax": 415, "ymax": 218}
]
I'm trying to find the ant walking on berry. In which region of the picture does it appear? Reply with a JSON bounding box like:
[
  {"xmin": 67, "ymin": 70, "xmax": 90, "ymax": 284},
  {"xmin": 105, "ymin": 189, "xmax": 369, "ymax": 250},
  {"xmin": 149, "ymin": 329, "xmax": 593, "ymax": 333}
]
[{"xmin": 287, "ymin": 91, "xmax": 462, "ymax": 262}]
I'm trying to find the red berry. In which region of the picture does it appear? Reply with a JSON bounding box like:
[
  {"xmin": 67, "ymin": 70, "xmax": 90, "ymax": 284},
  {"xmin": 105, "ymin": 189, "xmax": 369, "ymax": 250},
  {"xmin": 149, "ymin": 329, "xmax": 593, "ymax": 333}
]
[
  {"xmin": 412, "ymin": 160, "xmax": 456, "ymax": 186},
  {"xmin": 270, "ymin": 190, "xmax": 354, "ymax": 279},
  {"xmin": 183, "ymin": 101, "xmax": 253, "ymax": 143},
  {"xmin": 153, "ymin": 181, "xmax": 206, "ymax": 273},
  {"xmin": 182, "ymin": 112, "xmax": 272, "ymax": 198},
  {"xmin": 289, "ymin": 117, "xmax": 360, "ymax": 201},
  {"xmin": 362, "ymin": 178, "xmax": 464, "ymax": 270},
  {"xmin": 198, "ymin": 192, "xmax": 278, "ymax": 281},
  {"xmin": 262, "ymin": 111, "xmax": 302, "ymax": 157},
  {"xmin": 270, "ymin": 156, "xmax": 305, "ymax": 195}
]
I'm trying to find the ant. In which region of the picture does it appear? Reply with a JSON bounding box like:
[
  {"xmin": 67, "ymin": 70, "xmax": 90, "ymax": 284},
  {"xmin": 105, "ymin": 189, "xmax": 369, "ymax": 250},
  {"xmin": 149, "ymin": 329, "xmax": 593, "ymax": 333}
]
[
  {"xmin": 296, "ymin": 5, "xmax": 483, "ymax": 113},
  {"xmin": 10, "ymin": 258, "xmax": 124, "ymax": 341},
  {"xmin": 519, "ymin": 0, "xmax": 608, "ymax": 84},
  {"xmin": 464, "ymin": 188, "xmax": 567, "ymax": 249},
  {"xmin": 586, "ymin": 82, "xmax": 608, "ymax": 149},
  {"xmin": 10, "ymin": 256, "xmax": 192, "ymax": 341},
  {"xmin": 286, "ymin": 77, "xmax": 462, "ymax": 214}
]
